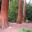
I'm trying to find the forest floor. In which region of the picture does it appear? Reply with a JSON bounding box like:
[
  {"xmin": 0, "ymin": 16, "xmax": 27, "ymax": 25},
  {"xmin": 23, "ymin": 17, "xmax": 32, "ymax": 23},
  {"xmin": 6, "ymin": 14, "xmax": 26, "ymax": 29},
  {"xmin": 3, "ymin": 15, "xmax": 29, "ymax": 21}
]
[{"xmin": 0, "ymin": 22, "xmax": 32, "ymax": 32}]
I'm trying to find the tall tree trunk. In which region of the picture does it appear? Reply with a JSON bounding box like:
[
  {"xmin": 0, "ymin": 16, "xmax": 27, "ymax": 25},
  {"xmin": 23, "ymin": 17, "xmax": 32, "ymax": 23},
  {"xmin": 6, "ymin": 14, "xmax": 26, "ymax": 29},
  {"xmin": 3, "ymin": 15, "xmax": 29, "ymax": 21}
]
[
  {"xmin": 17, "ymin": 0, "xmax": 23, "ymax": 24},
  {"xmin": 1, "ymin": 0, "xmax": 8, "ymax": 29},
  {"xmin": 23, "ymin": 0, "xmax": 26, "ymax": 22}
]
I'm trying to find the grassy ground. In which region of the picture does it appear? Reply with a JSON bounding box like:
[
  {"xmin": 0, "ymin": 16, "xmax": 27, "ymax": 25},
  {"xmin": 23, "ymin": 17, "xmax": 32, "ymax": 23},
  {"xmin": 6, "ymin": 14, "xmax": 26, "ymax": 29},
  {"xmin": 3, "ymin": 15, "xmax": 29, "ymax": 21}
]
[{"xmin": 17, "ymin": 28, "xmax": 32, "ymax": 32}]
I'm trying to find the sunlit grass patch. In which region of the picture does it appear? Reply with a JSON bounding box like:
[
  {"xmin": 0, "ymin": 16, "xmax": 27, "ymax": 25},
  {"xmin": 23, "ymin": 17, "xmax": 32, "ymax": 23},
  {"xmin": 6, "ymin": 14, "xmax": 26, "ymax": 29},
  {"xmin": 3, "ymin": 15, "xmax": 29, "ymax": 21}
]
[{"xmin": 17, "ymin": 28, "xmax": 32, "ymax": 32}]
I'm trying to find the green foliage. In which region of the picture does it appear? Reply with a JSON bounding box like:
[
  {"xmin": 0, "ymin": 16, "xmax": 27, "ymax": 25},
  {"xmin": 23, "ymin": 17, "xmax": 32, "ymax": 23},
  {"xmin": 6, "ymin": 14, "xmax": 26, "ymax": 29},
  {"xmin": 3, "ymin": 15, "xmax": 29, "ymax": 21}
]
[
  {"xmin": 17, "ymin": 28, "xmax": 32, "ymax": 32},
  {"xmin": 26, "ymin": 3, "xmax": 32, "ymax": 21},
  {"xmin": 8, "ymin": 0, "xmax": 32, "ymax": 22},
  {"xmin": 8, "ymin": 0, "xmax": 18, "ymax": 22}
]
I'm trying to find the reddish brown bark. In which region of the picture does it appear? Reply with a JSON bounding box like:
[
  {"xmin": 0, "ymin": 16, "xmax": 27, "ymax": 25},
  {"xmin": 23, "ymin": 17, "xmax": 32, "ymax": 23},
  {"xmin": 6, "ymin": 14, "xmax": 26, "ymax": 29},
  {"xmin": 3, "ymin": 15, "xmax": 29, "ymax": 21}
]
[
  {"xmin": 1, "ymin": 0, "xmax": 8, "ymax": 29},
  {"xmin": 17, "ymin": 0, "xmax": 23, "ymax": 24}
]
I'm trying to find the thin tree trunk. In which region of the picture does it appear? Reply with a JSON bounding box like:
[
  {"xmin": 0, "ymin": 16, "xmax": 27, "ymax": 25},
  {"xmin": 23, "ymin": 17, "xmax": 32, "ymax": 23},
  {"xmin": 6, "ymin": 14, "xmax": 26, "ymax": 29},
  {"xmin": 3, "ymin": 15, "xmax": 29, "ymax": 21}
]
[
  {"xmin": 17, "ymin": 0, "xmax": 23, "ymax": 24},
  {"xmin": 23, "ymin": 0, "xmax": 26, "ymax": 22}
]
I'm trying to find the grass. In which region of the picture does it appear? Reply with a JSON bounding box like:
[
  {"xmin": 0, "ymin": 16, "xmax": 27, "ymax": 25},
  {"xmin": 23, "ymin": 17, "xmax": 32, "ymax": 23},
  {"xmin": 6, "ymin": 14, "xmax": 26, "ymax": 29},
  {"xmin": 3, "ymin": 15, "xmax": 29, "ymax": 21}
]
[{"xmin": 17, "ymin": 28, "xmax": 32, "ymax": 32}]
